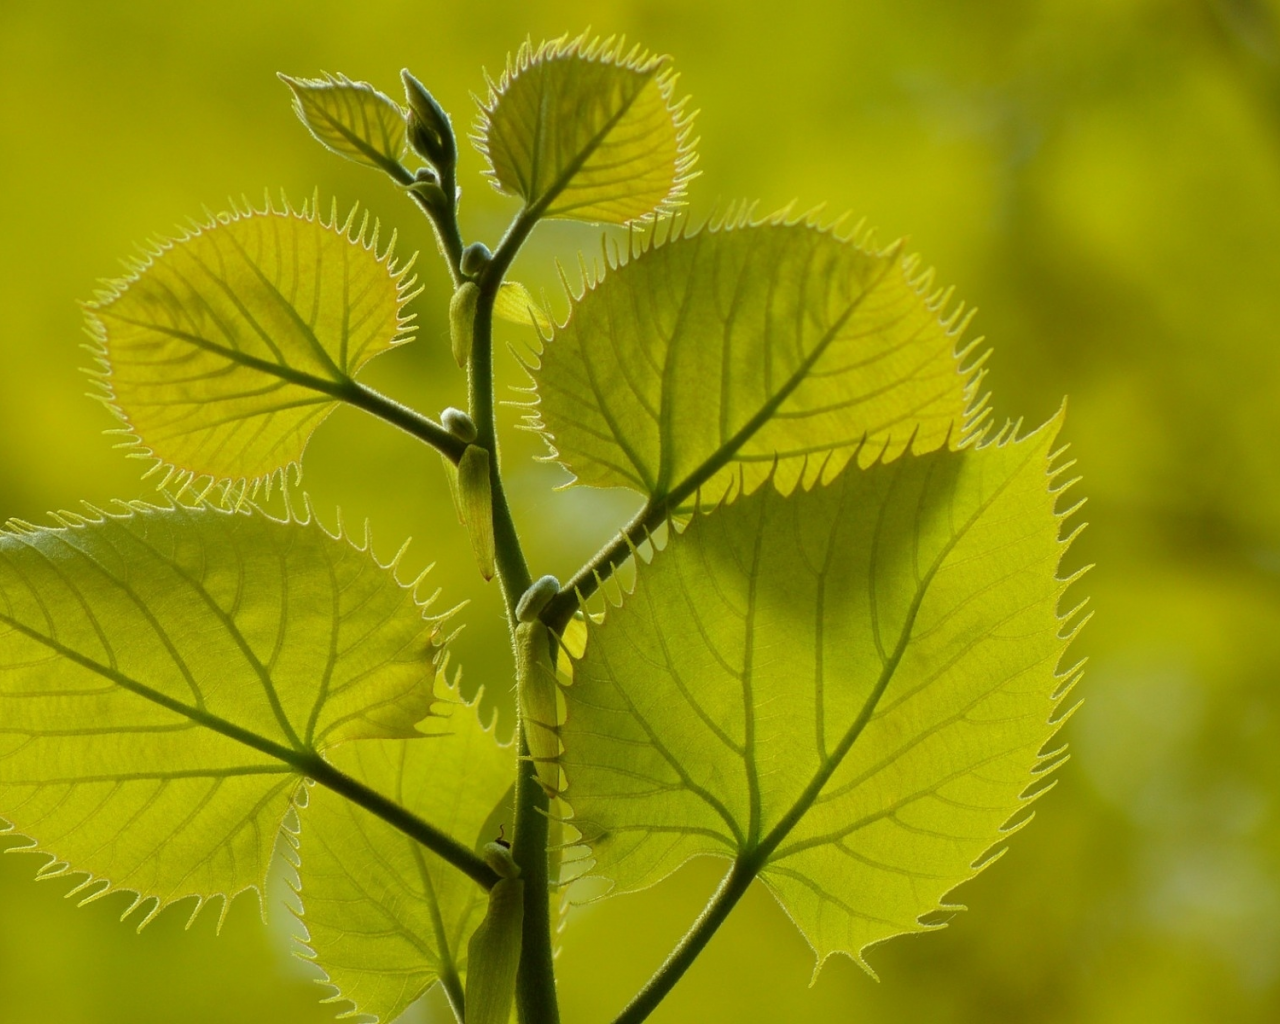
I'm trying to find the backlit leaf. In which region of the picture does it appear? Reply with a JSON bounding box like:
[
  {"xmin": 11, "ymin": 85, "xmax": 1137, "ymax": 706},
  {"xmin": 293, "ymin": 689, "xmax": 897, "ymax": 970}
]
[
  {"xmin": 532, "ymin": 214, "xmax": 986, "ymax": 506},
  {"xmin": 295, "ymin": 675, "xmax": 513, "ymax": 1024},
  {"xmin": 280, "ymin": 73, "xmax": 410, "ymax": 178},
  {"xmin": 474, "ymin": 33, "xmax": 696, "ymax": 224},
  {"xmin": 0, "ymin": 501, "xmax": 444, "ymax": 925},
  {"xmin": 84, "ymin": 197, "xmax": 418, "ymax": 492},
  {"xmin": 558, "ymin": 414, "xmax": 1084, "ymax": 971}
]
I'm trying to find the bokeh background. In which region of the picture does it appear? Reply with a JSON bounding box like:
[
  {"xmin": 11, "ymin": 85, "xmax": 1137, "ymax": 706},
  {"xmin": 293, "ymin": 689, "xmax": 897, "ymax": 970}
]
[{"xmin": 3, "ymin": 0, "xmax": 1279, "ymax": 1021}]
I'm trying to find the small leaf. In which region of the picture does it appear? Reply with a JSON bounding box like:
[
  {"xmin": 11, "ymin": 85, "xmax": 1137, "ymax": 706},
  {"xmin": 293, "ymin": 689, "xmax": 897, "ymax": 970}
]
[
  {"xmin": 558, "ymin": 414, "xmax": 1083, "ymax": 972},
  {"xmin": 450, "ymin": 281, "xmax": 479, "ymax": 368},
  {"xmin": 474, "ymin": 33, "xmax": 696, "ymax": 224},
  {"xmin": 456, "ymin": 445, "xmax": 496, "ymax": 580},
  {"xmin": 532, "ymin": 215, "xmax": 986, "ymax": 505},
  {"xmin": 463, "ymin": 873, "xmax": 524, "ymax": 1024},
  {"xmin": 84, "ymin": 197, "xmax": 418, "ymax": 492},
  {"xmin": 280, "ymin": 73, "xmax": 410, "ymax": 179},
  {"xmin": 295, "ymin": 675, "xmax": 514, "ymax": 1024},
  {"xmin": 495, "ymin": 281, "xmax": 553, "ymax": 334},
  {"xmin": 517, "ymin": 618, "xmax": 563, "ymax": 796},
  {"xmin": 0, "ymin": 501, "xmax": 445, "ymax": 925}
]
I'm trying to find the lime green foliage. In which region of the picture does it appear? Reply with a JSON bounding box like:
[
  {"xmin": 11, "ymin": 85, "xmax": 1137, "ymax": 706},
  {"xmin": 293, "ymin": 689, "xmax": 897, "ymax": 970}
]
[
  {"xmin": 474, "ymin": 33, "xmax": 696, "ymax": 224},
  {"xmin": 84, "ymin": 198, "xmax": 418, "ymax": 493},
  {"xmin": 558, "ymin": 414, "xmax": 1083, "ymax": 971},
  {"xmin": 295, "ymin": 677, "xmax": 513, "ymax": 1024},
  {"xmin": 280, "ymin": 74, "xmax": 410, "ymax": 179},
  {"xmin": 532, "ymin": 214, "xmax": 986, "ymax": 505},
  {"xmin": 0, "ymin": 30, "xmax": 1086, "ymax": 1024},
  {"xmin": 0, "ymin": 502, "xmax": 444, "ymax": 925}
]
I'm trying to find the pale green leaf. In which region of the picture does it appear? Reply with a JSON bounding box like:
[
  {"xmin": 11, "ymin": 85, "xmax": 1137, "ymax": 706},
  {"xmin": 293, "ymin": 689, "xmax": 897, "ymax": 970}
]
[
  {"xmin": 558, "ymin": 414, "xmax": 1083, "ymax": 971},
  {"xmin": 532, "ymin": 215, "xmax": 987, "ymax": 506},
  {"xmin": 84, "ymin": 198, "xmax": 418, "ymax": 491},
  {"xmin": 495, "ymin": 281, "xmax": 553, "ymax": 334},
  {"xmin": 295, "ymin": 676, "xmax": 513, "ymax": 1024},
  {"xmin": 280, "ymin": 73, "xmax": 410, "ymax": 178},
  {"xmin": 0, "ymin": 501, "xmax": 444, "ymax": 925},
  {"xmin": 474, "ymin": 33, "xmax": 696, "ymax": 224}
]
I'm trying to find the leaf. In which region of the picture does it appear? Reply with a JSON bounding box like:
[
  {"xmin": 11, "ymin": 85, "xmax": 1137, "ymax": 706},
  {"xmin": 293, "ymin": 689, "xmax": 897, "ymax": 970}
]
[
  {"xmin": 0, "ymin": 501, "xmax": 444, "ymax": 925},
  {"xmin": 557, "ymin": 414, "xmax": 1084, "ymax": 971},
  {"xmin": 495, "ymin": 281, "xmax": 553, "ymax": 334},
  {"xmin": 463, "ymin": 873, "xmax": 524, "ymax": 1024},
  {"xmin": 84, "ymin": 197, "xmax": 418, "ymax": 492},
  {"xmin": 280, "ymin": 73, "xmax": 410, "ymax": 178},
  {"xmin": 294, "ymin": 676, "xmax": 514, "ymax": 1024},
  {"xmin": 456, "ymin": 444, "xmax": 496, "ymax": 580},
  {"xmin": 474, "ymin": 33, "xmax": 696, "ymax": 224},
  {"xmin": 531, "ymin": 214, "xmax": 987, "ymax": 506}
]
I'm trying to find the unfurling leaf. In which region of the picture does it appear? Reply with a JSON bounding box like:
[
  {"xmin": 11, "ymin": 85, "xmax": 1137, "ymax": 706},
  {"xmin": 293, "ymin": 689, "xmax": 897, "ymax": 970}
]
[
  {"xmin": 84, "ymin": 198, "xmax": 418, "ymax": 491},
  {"xmin": 533, "ymin": 215, "xmax": 986, "ymax": 506},
  {"xmin": 558, "ymin": 414, "xmax": 1084, "ymax": 972},
  {"xmin": 474, "ymin": 33, "xmax": 696, "ymax": 224},
  {"xmin": 0, "ymin": 502, "xmax": 445, "ymax": 925},
  {"xmin": 456, "ymin": 445, "xmax": 496, "ymax": 580},
  {"xmin": 450, "ymin": 281, "xmax": 479, "ymax": 367},
  {"xmin": 296, "ymin": 675, "xmax": 514, "ymax": 1024},
  {"xmin": 464, "ymin": 869, "xmax": 524, "ymax": 1024},
  {"xmin": 280, "ymin": 73, "xmax": 410, "ymax": 179},
  {"xmin": 517, "ymin": 617, "xmax": 563, "ymax": 796}
]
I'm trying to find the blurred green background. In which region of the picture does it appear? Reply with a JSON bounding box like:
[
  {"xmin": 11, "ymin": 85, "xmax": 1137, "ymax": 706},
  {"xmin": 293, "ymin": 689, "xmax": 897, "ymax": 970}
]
[{"xmin": 3, "ymin": 0, "xmax": 1280, "ymax": 1020}]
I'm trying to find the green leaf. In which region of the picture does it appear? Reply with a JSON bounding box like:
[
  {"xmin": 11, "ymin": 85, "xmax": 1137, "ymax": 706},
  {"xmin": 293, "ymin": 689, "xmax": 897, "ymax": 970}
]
[
  {"xmin": 532, "ymin": 215, "xmax": 987, "ymax": 506},
  {"xmin": 84, "ymin": 197, "xmax": 418, "ymax": 493},
  {"xmin": 294, "ymin": 676, "xmax": 513, "ymax": 1024},
  {"xmin": 495, "ymin": 281, "xmax": 553, "ymax": 334},
  {"xmin": 0, "ymin": 501, "xmax": 444, "ymax": 925},
  {"xmin": 280, "ymin": 73, "xmax": 410, "ymax": 179},
  {"xmin": 557, "ymin": 414, "xmax": 1084, "ymax": 971},
  {"xmin": 474, "ymin": 33, "xmax": 696, "ymax": 224}
]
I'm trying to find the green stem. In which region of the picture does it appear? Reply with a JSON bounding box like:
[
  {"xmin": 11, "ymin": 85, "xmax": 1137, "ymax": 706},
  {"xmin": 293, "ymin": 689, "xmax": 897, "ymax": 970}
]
[
  {"xmin": 298, "ymin": 753, "xmax": 499, "ymax": 890},
  {"xmin": 611, "ymin": 858, "xmax": 757, "ymax": 1024},
  {"xmin": 471, "ymin": 205, "xmax": 560, "ymax": 1024},
  {"xmin": 338, "ymin": 379, "xmax": 469, "ymax": 463}
]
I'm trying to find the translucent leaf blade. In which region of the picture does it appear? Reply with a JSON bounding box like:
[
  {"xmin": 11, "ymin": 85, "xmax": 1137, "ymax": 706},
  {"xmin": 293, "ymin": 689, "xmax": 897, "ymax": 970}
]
[
  {"xmin": 280, "ymin": 73, "xmax": 409, "ymax": 176},
  {"xmin": 295, "ymin": 678, "xmax": 513, "ymax": 1024},
  {"xmin": 0, "ymin": 503, "xmax": 443, "ymax": 921},
  {"xmin": 533, "ymin": 217, "xmax": 983, "ymax": 504},
  {"xmin": 475, "ymin": 34, "xmax": 695, "ymax": 224},
  {"xmin": 558, "ymin": 415, "xmax": 1081, "ymax": 969},
  {"xmin": 85, "ymin": 199, "xmax": 417, "ymax": 489}
]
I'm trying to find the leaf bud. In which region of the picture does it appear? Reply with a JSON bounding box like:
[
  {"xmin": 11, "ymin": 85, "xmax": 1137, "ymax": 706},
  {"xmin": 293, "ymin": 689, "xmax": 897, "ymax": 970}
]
[
  {"xmin": 441, "ymin": 406, "xmax": 478, "ymax": 443},
  {"xmin": 401, "ymin": 69, "xmax": 456, "ymax": 170},
  {"xmin": 481, "ymin": 839, "xmax": 521, "ymax": 880},
  {"xmin": 461, "ymin": 242, "xmax": 493, "ymax": 278},
  {"xmin": 516, "ymin": 575, "xmax": 561, "ymax": 624}
]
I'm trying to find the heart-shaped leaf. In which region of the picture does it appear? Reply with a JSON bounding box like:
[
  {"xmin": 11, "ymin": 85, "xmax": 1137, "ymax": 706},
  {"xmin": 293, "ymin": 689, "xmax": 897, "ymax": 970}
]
[
  {"xmin": 557, "ymin": 414, "xmax": 1084, "ymax": 971},
  {"xmin": 84, "ymin": 197, "xmax": 418, "ymax": 493}
]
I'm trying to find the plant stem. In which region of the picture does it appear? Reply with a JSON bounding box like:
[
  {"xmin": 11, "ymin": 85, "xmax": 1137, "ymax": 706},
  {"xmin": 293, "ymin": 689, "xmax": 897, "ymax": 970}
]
[
  {"xmin": 337, "ymin": 379, "xmax": 469, "ymax": 463},
  {"xmin": 611, "ymin": 858, "xmax": 757, "ymax": 1024},
  {"xmin": 298, "ymin": 752, "xmax": 499, "ymax": 890},
  {"xmin": 469, "ymin": 205, "xmax": 560, "ymax": 1024}
]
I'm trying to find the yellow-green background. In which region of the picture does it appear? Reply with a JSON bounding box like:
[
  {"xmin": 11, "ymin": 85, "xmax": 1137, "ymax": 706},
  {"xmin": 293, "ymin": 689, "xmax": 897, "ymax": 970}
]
[{"xmin": 3, "ymin": 0, "xmax": 1279, "ymax": 1021}]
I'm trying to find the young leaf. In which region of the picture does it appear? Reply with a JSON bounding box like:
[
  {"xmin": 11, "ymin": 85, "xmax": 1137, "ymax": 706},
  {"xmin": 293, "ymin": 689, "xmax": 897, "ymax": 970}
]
[
  {"xmin": 531, "ymin": 214, "xmax": 986, "ymax": 506},
  {"xmin": 0, "ymin": 501, "xmax": 443, "ymax": 925},
  {"xmin": 294, "ymin": 677, "xmax": 514, "ymax": 1024},
  {"xmin": 84, "ymin": 197, "xmax": 418, "ymax": 492},
  {"xmin": 557, "ymin": 415, "xmax": 1084, "ymax": 972},
  {"xmin": 474, "ymin": 33, "xmax": 696, "ymax": 224},
  {"xmin": 279, "ymin": 73, "xmax": 411, "ymax": 180},
  {"xmin": 456, "ymin": 444, "xmax": 496, "ymax": 580}
]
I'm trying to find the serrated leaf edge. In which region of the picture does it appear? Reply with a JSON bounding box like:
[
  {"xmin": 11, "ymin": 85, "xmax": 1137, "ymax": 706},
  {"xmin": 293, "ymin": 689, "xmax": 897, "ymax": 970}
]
[{"xmin": 79, "ymin": 190, "xmax": 423, "ymax": 507}]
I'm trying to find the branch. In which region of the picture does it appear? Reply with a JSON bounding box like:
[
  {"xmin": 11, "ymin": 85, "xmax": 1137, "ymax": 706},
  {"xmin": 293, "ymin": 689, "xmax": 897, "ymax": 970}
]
[
  {"xmin": 611, "ymin": 858, "xmax": 757, "ymax": 1024},
  {"xmin": 297, "ymin": 752, "xmax": 499, "ymax": 891},
  {"xmin": 335, "ymin": 379, "xmax": 469, "ymax": 464}
]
